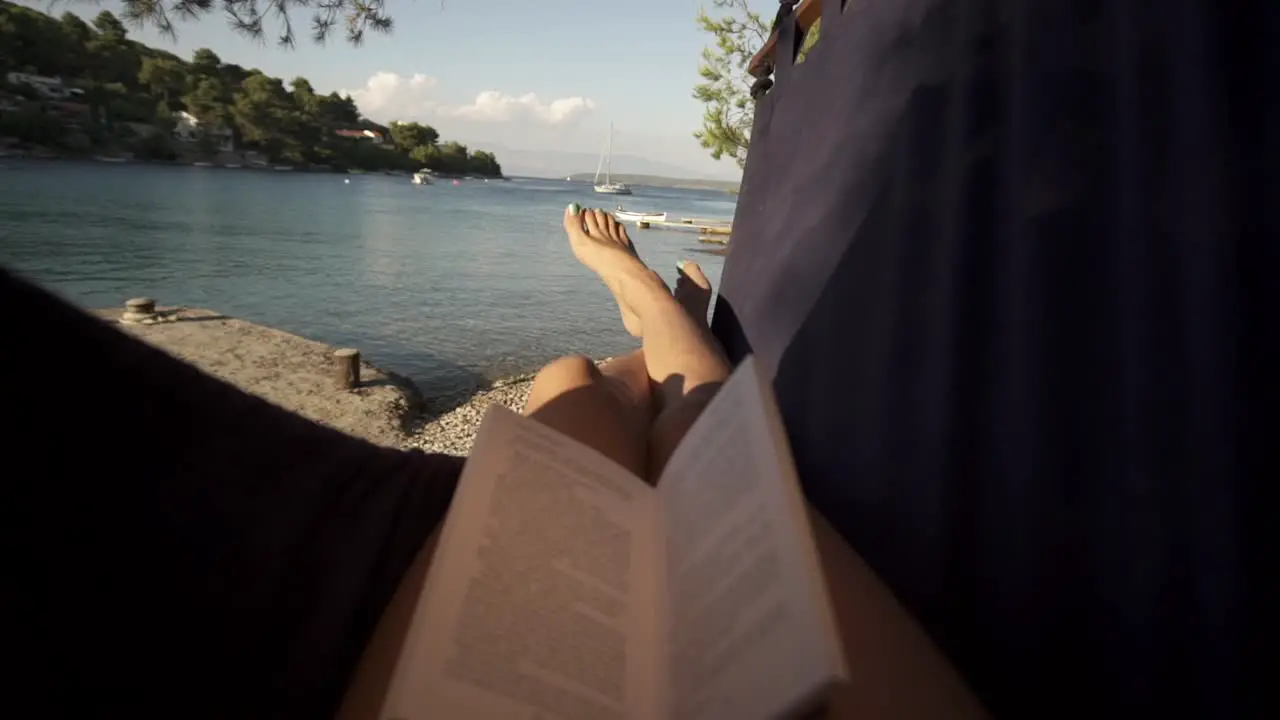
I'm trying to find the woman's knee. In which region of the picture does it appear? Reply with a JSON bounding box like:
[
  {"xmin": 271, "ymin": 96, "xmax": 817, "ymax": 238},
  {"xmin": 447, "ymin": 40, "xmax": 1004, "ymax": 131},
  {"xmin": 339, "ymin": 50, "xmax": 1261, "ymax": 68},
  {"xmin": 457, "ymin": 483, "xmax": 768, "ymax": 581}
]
[
  {"xmin": 526, "ymin": 355, "xmax": 602, "ymax": 413},
  {"xmin": 535, "ymin": 354, "xmax": 601, "ymax": 385},
  {"xmin": 523, "ymin": 354, "xmax": 648, "ymax": 477}
]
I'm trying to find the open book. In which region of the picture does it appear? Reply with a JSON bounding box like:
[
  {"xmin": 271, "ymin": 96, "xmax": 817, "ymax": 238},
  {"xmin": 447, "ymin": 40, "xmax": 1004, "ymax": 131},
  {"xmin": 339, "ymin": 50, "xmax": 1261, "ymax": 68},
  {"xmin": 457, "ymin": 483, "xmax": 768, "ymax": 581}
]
[{"xmin": 373, "ymin": 357, "xmax": 847, "ymax": 719}]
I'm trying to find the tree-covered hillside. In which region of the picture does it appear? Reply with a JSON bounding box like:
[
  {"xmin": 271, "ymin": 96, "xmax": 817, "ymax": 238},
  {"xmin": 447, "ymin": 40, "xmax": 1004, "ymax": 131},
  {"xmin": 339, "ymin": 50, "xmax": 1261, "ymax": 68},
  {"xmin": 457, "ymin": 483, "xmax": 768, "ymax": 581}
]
[{"xmin": 0, "ymin": 2, "xmax": 501, "ymax": 175}]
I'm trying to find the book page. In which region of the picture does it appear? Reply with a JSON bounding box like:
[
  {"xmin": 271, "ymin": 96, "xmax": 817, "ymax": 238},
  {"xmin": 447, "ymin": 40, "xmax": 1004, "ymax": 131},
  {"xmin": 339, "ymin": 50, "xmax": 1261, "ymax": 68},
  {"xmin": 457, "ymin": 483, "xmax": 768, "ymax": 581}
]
[
  {"xmin": 659, "ymin": 357, "xmax": 847, "ymax": 720},
  {"xmin": 383, "ymin": 406, "xmax": 663, "ymax": 720}
]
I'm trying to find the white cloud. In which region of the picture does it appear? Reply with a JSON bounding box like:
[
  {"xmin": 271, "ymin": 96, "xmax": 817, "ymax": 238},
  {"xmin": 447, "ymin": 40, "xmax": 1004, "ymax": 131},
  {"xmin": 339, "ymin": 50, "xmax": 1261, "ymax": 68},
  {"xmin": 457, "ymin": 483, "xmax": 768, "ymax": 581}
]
[
  {"xmin": 343, "ymin": 70, "xmax": 596, "ymax": 126},
  {"xmin": 341, "ymin": 72, "xmax": 595, "ymax": 127},
  {"xmin": 438, "ymin": 91, "xmax": 596, "ymax": 125},
  {"xmin": 341, "ymin": 71, "xmax": 440, "ymax": 121}
]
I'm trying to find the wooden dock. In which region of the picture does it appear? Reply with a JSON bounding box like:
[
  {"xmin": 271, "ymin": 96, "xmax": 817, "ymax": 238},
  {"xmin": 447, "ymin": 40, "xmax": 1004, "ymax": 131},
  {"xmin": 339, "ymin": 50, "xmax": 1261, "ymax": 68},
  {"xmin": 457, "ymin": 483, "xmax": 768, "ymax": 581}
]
[{"xmin": 634, "ymin": 216, "xmax": 732, "ymax": 236}]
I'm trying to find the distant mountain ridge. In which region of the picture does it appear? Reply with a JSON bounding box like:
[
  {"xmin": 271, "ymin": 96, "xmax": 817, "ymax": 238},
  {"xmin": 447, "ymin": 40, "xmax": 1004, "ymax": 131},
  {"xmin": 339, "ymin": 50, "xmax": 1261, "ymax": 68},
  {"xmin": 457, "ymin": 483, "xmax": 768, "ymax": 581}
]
[
  {"xmin": 564, "ymin": 173, "xmax": 739, "ymax": 192},
  {"xmin": 452, "ymin": 140, "xmax": 742, "ymax": 184}
]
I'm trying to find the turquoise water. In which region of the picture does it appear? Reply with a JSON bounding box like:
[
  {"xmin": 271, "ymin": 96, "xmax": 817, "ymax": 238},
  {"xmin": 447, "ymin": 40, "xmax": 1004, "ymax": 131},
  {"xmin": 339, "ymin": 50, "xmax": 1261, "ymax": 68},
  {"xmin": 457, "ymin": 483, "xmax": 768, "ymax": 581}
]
[{"xmin": 0, "ymin": 160, "xmax": 732, "ymax": 398}]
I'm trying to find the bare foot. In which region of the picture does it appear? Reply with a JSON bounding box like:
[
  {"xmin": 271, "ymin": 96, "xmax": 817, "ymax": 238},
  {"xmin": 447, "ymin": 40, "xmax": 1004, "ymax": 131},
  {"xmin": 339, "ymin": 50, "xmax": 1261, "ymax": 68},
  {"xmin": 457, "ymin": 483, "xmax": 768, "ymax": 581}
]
[
  {"xmin": 674, "ymin": 260, "xmax": 712, "ymax": 326},
  {"xmin": 564, "ymin": 204, "xmax": 656, "ymax": 336}
]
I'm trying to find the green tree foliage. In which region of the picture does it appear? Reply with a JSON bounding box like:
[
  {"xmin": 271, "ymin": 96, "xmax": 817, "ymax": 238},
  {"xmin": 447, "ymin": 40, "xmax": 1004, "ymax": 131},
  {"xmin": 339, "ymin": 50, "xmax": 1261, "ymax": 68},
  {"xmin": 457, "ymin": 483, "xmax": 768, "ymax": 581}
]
[
  {"xmin": 91, "ymin": 10, "xmax": 127, "ymax": 41},
  {"xmin": 467, "ymin": 150, "xmax": 502, "ymax": 177},
  {"xmin": 408, "ymin": 143, "xmax": 438, "ymax": 167},
  {"xmin": 0, "ymin": 1, "xmax": 503, "ymax": 174},
  {"xmin": 692, "ymin": 0, "xmax": 819, "ymax": 167},
  {"xmin": 118, "ymin": 0, "xmax": 394, "ymax": 47},
  {"xmin": 183, "ymin": 77, "xmax": 232, "ymax": 123},
  {"xmin": 290, "ymin": 77, "xmax": 319, "ymax": 115},
  {"xmin": 59, "ymin": 12, "xmax": 91, "ymax": 44},
  {"xmin": 57, "ymin": 13, "xmax": 93, "ymax": 78},
  {"xmin": 232, "ymin": 73, "xmax": 300, "ymax": 159},
  {"xmin": 190, "ymin": 48, "xmax": 223, "ymax": 78},
  {"xmin": 139, "ymin": 56, "xmax": 185, "ymax": 104},
  {"xmin": 692, "ymin": 0, "xmax": 768, "ymax": 168},
  {"xmin": 796, "ymin": 17, "xmax": 822, "ymax": 65},
  {"xmin": 87, "ymin": 11, "xmax": 138, "ymax": 89},
  {"xmin": 0, "ymin": 3, "xmax": 73, "ymax": 76},
  {"xmin": 390, "ymin": 121, "xmax": 439, "ymax": 152}
]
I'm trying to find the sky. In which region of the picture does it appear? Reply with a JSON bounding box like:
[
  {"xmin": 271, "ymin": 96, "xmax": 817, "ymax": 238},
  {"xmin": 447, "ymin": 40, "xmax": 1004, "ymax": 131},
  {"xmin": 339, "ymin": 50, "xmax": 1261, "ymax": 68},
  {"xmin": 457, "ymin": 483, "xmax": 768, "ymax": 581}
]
[{"xmin": 34, "ymin": 0, "xmax": 771, "ymax": 180}]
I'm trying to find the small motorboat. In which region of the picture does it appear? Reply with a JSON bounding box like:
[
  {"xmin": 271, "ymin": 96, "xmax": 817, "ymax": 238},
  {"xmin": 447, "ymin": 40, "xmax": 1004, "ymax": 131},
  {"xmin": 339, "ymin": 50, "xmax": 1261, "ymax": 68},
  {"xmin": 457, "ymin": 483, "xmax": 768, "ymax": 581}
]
[
  {"xmin": 613, "ymin": 207, "xmax": 667, "ymax": 223},
  {"xmin": 411, "ymin": 169, "xmax": 434, "ymax": 185}
]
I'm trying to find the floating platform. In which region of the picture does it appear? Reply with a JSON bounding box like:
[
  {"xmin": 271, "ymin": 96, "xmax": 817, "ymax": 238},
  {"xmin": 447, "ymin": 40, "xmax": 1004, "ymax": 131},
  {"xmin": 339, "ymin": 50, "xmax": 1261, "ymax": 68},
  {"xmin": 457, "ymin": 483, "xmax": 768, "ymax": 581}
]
[{"xmin": 633, "ymin": 216, "xmax": 733, "ymax": 235}]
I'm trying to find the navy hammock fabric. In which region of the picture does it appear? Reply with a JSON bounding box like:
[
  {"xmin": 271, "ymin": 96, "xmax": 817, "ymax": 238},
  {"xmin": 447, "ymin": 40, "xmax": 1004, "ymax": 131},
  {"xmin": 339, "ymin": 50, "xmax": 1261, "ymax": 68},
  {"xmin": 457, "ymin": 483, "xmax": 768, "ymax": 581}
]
[{"xmin": 712, "ymin": 0, "xmax": 1271, "ymax": 717}]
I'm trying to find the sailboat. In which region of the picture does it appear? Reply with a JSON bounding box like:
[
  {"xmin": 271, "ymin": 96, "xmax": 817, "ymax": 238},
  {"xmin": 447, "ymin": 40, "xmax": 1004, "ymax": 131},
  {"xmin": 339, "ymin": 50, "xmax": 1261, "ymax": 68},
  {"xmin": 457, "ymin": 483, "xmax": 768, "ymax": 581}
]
[{"xmin": 593, "ymin": 122, "xmax": 632, "ymax": 195}]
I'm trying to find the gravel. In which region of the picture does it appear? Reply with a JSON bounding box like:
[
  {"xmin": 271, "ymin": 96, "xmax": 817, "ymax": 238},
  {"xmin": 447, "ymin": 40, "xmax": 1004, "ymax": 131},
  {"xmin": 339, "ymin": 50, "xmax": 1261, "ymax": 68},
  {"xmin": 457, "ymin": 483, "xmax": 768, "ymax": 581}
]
[
  {"xmin": 403, "ymin": 357, "xmax": 614, "ymax": 457},
  {"xmin": 403, "ymin": 375, "xmax": 536, "ymax": 456}
]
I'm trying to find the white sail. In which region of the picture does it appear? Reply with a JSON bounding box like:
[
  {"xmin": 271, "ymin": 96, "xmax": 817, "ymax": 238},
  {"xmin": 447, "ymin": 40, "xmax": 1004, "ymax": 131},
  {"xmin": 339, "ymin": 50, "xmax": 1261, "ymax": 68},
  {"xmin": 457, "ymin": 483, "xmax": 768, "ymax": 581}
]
[
  {"xmin": 593, "ymin": 123, "xmax": 610, "ymax": 185},
  {"xmin": 594, "ymin": 121, "xmax": 632, "ymax": 195}
]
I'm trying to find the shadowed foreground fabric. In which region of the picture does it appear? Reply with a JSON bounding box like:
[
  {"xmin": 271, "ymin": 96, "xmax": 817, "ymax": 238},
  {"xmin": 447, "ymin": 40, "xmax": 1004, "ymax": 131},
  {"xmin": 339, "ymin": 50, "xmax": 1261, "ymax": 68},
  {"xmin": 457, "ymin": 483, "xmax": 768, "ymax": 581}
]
[
  {"xmin": 713, "ymin": 0, "xmax": 1268, "ymax": 717},
  {"xmin": 0, "ymin": 269, "xmax": 462, "ymax": 717}
]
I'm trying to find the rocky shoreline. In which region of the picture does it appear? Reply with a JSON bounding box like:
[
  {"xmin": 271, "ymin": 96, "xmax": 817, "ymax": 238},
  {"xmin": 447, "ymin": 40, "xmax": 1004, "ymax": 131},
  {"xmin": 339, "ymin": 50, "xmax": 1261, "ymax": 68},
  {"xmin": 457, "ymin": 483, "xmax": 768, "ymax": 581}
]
[{"xmin": 94, "ymin": 303, "xmax": 566, "ymax": 456}]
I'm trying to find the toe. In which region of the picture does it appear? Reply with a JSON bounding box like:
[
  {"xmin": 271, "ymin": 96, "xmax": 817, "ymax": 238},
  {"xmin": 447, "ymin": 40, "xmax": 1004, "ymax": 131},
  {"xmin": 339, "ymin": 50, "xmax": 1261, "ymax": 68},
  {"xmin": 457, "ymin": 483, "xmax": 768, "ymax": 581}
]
[
  {"xmin": 563, "ymin": 203, "xmax": 585, "ymax": 235},
  {"xmin": 602, "ymin": 212, "xmax": 621, "ymax": 242},
  {"xmin": 612, "ymin": 217, "xmax": 633, "ymax": 248},
  {"xmin": 585, "ymin": 208, "xmax": 605, "ymax": 238},
  {"xmin": 677, "ymin": 260, "xmax": 711, "ymax": 290},
  {"xmin": 595, "ymin": 209, "xmax": 616, "ymax": 240}
]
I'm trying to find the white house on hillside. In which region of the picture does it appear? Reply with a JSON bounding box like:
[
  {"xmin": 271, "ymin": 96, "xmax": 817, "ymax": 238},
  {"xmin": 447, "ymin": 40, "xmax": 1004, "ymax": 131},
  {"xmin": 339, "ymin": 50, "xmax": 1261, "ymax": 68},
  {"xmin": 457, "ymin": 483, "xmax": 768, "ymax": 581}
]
[
  {"xmin": 172, "ymin": 110, "xmax": 234, "ymax": 153},
  {"xmin": 6, "ymin": 72, "xmax": 84, "ymax": 101}
]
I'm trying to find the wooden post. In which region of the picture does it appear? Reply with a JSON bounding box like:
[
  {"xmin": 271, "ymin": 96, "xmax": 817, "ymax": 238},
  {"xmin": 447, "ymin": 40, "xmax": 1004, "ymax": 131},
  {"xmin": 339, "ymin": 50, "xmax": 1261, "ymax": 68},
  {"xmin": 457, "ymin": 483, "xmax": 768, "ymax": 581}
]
[
  {"xmin": 334, "ymin": 348, "xmax": 361, "ymax": 390},
  {"xmin": 638, "ymin": 220, "xmax": 650, "ymax": 229}
]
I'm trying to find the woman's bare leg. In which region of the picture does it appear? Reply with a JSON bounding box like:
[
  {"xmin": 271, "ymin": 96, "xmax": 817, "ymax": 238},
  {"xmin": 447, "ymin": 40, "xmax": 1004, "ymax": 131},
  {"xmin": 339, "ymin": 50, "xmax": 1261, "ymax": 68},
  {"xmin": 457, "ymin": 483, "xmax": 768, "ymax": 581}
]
[
  {"xmin": 523, "ymin": 351, "xmax": 651, "ymax": 478},
  {"xmin": 562, "ymin": 206, "xmax": 731, "ymax": 477},
  {"xmin": 650, "ymin": 259, "xmax": 720, "ymax": 473},
  {"xmin": 518, "ymin": 204, "xmax": 669, "ymax": 478}
]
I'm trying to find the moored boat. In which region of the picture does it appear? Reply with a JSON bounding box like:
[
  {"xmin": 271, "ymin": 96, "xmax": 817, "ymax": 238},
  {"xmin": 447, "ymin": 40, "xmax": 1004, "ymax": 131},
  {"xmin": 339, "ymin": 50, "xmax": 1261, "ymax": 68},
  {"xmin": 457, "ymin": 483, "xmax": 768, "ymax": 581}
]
[
  {"xmin": 593, "ymin": 122, "xmax": 632, "ymax": 195},
  {"xmin": 613, "ymin": 207, "xmax": 667, "ymax": 223}
]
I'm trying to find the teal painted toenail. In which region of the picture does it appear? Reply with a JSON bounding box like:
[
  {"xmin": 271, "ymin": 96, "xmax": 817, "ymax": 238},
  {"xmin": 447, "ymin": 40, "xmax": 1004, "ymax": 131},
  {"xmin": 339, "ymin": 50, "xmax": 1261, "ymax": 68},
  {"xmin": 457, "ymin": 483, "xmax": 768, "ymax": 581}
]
[
  {"xmin": 677, "ymin": 260, "xmax": 687, "ymax": 270},
  {"xmin": 567, "ymin": 202, "xmax": 581, "ymax": 215}
]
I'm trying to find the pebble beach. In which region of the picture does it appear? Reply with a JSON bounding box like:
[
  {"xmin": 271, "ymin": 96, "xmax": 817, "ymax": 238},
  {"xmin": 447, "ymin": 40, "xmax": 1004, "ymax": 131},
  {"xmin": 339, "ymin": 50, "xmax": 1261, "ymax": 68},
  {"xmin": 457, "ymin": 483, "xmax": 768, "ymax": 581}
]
[{"xmin": 405, "ymin": 375, "xmax": 535, "ymax": 455}]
